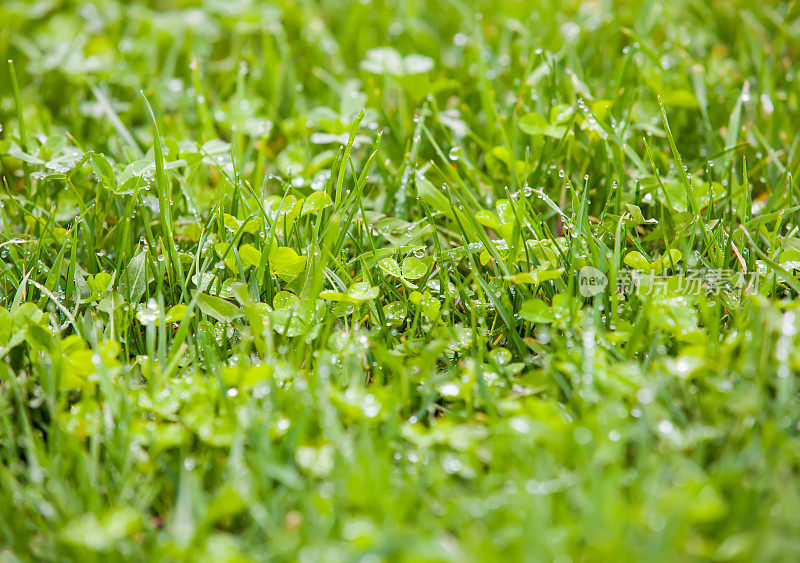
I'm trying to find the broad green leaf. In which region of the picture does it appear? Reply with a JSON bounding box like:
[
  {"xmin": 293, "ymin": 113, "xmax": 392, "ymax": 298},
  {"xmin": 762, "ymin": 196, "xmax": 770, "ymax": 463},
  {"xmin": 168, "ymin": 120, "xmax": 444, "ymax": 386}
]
[
  {"xmin": 165, "ymin": 304, "xmax": 189, "ymax": 323},
  {"xmin": 779, "ymin": 249, "xmax": 800, "ymax": 269},
  {"xmin": 214, "ymin": 242, "xmax": 239, "ymax": 271},
  {"xmin": 520, "ymin": 299, "xmax": 554, "ymax": 323},
  {"xmin": 505, "ymin": 268, "xmax": 563, "ymax": 285},
  {"xmin": 222, "ymin": 364, "xmax": 273, "ymax": 389},
  {"xmin": 118, "ymin": 250, "xmax": 148, "ymax": 304},
  {"xmin": 241, "ymin": 217, "xmax": 264, "ymax": 234},
  {"xmin": 384, "ymin": 301, "xmax": 407, "ymax": 325},
  {"xmin": 489, "ymin": 347, "xmax": 512, "ymax": 365},
  {"xmin": 658, "ymin": 179, "xmax": 725, "ymax": 213},
  {"xmin": 196, "ymin": 293, "xmax": 242, "ymax": 322},
  {"xmin": 534, "ymin": 268, "xmax": 564, "ymax": 284},
  {"xmin": 269, "ymin": 247, "xmax": 307, "ymax": 279},
  {"xmin": 624, "ymin": 251, "xmax": 651, "ymax": 271},
  {"xmin": 273, "ymin": 291, "xmax": 299, "ymax": 310},
  {"xmin": 495, "ymin": 200, "xmax": 515, "ymax": 224},
  {"xmin": 301, "ymin": 191, "xmax": 333, "ymax": 215},
  {"xmin": 238, "ymin": 244, "xmax": 261, "ymax": 268},
  {"xmin": 319, "ymin": 282, "xmax": 379, "ymax": 304},
  {"xmin": 519, "ymin": 112, "xmax": 568, "ymax": 138},
  {"xmin": 348, "ymin": 281, "xmax": 379, "ymax": 302},
  {"xmin": 659, "ymin": 249, "xmax": 683, "ymax": 270},
  {"xmin": 319, "ymin": 290, "xmax": 351, "ymax": 302},
  {"xmin": 549, "ymin": 104, "xmax": 575, "ymax": 124},
  {"xmin": 486, "ymin": 146, "xmax": 526, "ymax": 177},
  {"xmin": 220, "ymin": 280, "xmax": 248, "ymax": 302},
  {"xmin": 222, "ymin": 213, "xmax": 240, "ymax": 232},
  {"xmin": 475, "ymin": 210, "xmax": 502, "ymax": 230},
  {"xmin": 378, "ymin": 258, "xmax": 403, "ymax": 279},
  {"xmin": 90, "ymin": 153, "xmax": 116, "ymax": 189},
  {"xmin": 88, "ymin": 272, "xmax": 113, "ymax": 298},
  {"xmin": 409, "ymin": 290, "xmax": 440, "ymax": 319},
  {"xmin": 401, "ymin": 256, "xmax": 427, "ymax": 280},
  {"xmin": 624, "ymin": 203, "xmax": 658, "ymax": 225}
]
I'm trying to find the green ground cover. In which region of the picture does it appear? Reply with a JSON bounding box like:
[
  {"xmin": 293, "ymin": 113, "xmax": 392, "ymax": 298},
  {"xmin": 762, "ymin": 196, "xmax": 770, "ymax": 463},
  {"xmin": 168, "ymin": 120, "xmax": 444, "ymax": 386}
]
[{"xmin": 1, "ymin": 0, "xmax": 800, "ymax": 560}]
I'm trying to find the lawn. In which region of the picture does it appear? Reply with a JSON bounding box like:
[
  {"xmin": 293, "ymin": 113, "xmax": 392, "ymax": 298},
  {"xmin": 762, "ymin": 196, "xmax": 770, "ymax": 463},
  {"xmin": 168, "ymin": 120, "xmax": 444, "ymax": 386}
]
[{"xmin": 1, "ymin": 0, "xmax": 800, "ymax": 560}]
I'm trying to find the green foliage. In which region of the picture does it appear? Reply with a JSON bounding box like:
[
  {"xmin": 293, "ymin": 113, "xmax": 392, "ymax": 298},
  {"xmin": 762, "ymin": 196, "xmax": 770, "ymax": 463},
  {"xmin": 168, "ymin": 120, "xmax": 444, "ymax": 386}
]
[{"xmin": 1, "ymin": 0, "xmax": 800, "ymax": 560}]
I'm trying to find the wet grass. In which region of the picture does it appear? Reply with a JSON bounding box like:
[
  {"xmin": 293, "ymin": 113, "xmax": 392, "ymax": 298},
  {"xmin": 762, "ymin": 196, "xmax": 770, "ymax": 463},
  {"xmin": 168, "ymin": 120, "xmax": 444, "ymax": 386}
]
[{"xmin": 1, "ymin": 0, "xmax": 800, "ymax": 560}]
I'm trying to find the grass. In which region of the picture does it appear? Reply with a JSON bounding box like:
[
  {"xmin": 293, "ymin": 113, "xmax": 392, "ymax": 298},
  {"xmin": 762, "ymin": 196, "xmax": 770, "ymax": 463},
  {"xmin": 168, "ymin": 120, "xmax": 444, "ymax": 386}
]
[{"xmin": 1, "ymin": 0, "xmax": 800, "ymax": 560}]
